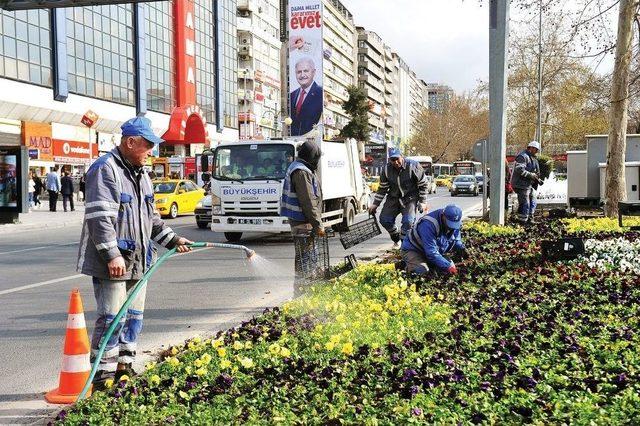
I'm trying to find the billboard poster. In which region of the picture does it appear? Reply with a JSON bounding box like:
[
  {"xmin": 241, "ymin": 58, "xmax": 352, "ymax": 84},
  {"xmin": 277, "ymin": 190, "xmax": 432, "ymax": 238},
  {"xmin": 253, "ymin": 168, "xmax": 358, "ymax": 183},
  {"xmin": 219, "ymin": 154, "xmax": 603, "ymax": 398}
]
[
  {"xmin": 0, "ymin": 154, "xmax": 17, "ymax": 207},
  {"xmin": 288, "ymin": 0, "xmax": 324, "ymax": 137}
]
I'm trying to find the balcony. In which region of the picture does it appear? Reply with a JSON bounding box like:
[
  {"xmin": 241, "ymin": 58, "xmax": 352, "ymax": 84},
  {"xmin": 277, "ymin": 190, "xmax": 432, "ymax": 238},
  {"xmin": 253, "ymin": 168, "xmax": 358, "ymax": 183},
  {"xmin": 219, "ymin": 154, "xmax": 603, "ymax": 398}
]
[
  {"xmin": 237, "ymin": 89, "xmax": 254, "ymax": 101},
  {"xmin": 237, "ymin": 68, "xmax": 254, "ymax": 79}
]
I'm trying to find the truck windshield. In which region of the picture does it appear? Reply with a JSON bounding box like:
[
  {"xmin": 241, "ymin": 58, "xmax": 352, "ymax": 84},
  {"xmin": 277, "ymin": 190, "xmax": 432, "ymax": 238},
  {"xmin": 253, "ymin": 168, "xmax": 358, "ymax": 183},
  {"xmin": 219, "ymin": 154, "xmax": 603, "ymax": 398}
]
[{"xmin": 213, "ymin": 144, "xmax": 295, "ymax": 181}]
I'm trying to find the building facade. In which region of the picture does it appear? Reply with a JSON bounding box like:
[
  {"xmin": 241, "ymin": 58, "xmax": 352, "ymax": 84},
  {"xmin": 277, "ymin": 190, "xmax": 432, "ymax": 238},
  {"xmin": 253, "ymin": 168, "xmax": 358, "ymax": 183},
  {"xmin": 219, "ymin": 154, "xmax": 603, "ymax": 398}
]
[
  {"xmin": 236, "ymin": 0, "xmax": 282, "ymax": 139},
  {"xmin": 0, "ymin": 0, "xmax": 238, "ymax": 177},
  {"xmin": 356, "ymin": 27, "xmax": 385, "ymax": 143},
  {"xmin": 425, "ymin": 83, "xmax": 453, "ymax": 113},
  {"xmin": 320, "ymin": 0, "xmax": 356, "ymax": 140}
]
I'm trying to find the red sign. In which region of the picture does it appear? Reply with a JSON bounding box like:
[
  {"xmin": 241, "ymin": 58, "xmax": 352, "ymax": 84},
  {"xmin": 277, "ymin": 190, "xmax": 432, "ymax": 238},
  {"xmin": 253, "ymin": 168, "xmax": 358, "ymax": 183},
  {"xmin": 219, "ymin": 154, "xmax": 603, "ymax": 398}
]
[
  {"xmin": 81, "ymin": 110, "xmax": 99, "ymax": 128},
  {"xmin": 254, "ymin": 92, "xmax": 265, "ymax": 104},
  {"xmin": 174, "ymin": 0, "xmax": 197, "ymax": 106},
  {"xmin": 52, "ymin": 139, "xmax": 98, "ymax": 164},
  {"xmin": 185, "ymin": 157, "xmax": 196, "ymax": 177}
]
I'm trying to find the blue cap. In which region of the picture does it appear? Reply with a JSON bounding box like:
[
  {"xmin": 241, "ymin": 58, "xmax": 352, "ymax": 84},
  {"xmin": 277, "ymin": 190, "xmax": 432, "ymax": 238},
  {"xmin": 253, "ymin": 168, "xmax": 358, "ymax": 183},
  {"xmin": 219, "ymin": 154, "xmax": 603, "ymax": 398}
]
[
  {"xmin": 443, "ymin": 204, "xmax": 463, "ymax": 229},
  {"xmin": 388, "ymin": 148, "xmax": 402, "ymax": 159},
  {"xmin": 121, "ymin": 116, "xmax": 164, "ymax": 145}
]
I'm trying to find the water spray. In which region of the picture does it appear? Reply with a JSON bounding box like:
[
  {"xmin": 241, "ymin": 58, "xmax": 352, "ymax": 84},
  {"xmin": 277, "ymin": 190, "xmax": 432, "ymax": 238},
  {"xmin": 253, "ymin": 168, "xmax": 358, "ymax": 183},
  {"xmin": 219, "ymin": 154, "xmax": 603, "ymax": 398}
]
[{"xmin": 77, "ymin": 241, "xmax": 256, "ymax": 401}]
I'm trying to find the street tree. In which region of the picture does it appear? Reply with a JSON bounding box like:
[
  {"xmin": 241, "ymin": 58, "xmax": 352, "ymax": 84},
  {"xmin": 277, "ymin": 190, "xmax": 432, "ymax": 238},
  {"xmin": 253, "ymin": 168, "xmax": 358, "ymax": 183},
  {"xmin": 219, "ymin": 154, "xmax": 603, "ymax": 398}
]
[
  {"xmin": 605, "ymin": 0, "xmax": 640, "ymax": 217},
  {"xmin": 409, "ymin": 93, "xmax": 489, "ymax": 163},
  {"xmin": 340, "ymin": 85, "xmax": 371, "ymax": 142}
]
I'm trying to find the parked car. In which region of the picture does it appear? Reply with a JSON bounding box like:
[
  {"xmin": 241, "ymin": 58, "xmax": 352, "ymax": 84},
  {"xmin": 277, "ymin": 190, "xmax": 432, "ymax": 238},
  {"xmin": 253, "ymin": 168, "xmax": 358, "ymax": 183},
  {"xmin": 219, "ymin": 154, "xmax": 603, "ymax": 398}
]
[
  {"xmin": 153, "ymin": 179, "xmax": 205, "ymax": 219},
  {"xmin": 475, "ymin": 174, "xmax": 485, "ymax": 193},
  {"xmin": 450, "ymin": 175, "xmax": 479, "ymax": 196},
  {"xmin": 435, "ymin": 175, "xmax": 453, "ymax": 188},
  {"xmin": 194, "ymin": 194, "xmax": 213, "ymax": 229}
]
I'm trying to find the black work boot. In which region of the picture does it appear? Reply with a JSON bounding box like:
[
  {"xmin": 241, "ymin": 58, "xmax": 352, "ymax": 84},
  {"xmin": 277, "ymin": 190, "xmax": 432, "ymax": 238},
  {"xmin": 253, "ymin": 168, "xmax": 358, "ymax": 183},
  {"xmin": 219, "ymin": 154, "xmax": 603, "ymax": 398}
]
[{"xmin": 390, "ymin": 232, "xmax": 401, "ymax": 248}]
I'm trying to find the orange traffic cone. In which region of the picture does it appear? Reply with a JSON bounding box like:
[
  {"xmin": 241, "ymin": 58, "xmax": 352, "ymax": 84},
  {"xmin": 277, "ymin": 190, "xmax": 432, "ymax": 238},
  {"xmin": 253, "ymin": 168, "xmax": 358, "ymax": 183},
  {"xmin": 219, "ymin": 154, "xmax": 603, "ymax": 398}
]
[{"xmin": 45, "ymin": 288, "xmax": 92, "ymax": 403}]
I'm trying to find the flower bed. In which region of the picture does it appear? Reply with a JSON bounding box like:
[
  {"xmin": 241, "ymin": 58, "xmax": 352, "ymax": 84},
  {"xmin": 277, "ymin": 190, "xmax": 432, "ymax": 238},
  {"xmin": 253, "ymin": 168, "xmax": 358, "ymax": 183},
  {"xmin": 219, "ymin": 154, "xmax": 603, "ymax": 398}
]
[{"xmin": 55, "ymin": 220, "xmax": 640, "ymax": 424}]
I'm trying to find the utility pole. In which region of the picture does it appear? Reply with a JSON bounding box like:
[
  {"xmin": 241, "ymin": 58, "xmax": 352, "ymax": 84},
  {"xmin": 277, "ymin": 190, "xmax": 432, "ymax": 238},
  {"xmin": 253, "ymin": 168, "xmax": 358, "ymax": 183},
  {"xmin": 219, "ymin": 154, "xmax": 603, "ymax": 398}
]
[
  {"xmin": 489, "ymin": 0, "xmax": 510, "ymax": 225},
  {"xmin": 536, "ymin": 0, "xmax": 543, "ymax": 147}
]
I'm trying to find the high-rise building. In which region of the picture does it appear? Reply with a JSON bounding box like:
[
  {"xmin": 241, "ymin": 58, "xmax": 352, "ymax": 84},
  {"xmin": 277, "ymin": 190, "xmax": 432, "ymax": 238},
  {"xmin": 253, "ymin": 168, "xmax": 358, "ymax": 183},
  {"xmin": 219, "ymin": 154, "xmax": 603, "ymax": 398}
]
[
  {"xmin": 0, "ymin": 0, "xmax": 238, "ymax": 177},
  {"xmin": 425, "ymin": 83, "xmax": 453, "ymax": 113},
  {"xmin": 236, "ymin": 0, "xmax": 283, "ymax": 139},
  {"xmin": 356, "ymin": 27, "xmax": 384, "ymax": 143},
  {"xmin": 319, "ymin": 0, "xmax": 357, "ymax": 139}
]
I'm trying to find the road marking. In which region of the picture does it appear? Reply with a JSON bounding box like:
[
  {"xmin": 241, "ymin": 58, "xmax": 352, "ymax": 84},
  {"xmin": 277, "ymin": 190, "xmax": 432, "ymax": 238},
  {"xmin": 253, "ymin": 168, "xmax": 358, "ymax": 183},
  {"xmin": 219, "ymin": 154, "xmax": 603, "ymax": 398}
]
[
  {"xmin": 0, "ymin": 274, "xmax": 85, "ymax": 296},
  {"xmin": 0, "ymin": 242, "xmax": 77, "ymax": 256}
]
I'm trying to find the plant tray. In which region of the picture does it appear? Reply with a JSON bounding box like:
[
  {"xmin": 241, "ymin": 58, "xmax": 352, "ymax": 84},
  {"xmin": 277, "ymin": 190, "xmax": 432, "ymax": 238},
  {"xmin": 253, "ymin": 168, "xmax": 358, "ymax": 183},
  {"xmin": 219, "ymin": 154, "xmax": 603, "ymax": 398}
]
[
  {"xmin": 293, "ymin": 234, "xmax": 330, "ymax": 284},
  {"xmin": 339, "ymin": 217, "xmax": 382, "ymax": 249},
  {"xmin": 541, "ymin": 238, "xmax": 585, "ymax": 261}
]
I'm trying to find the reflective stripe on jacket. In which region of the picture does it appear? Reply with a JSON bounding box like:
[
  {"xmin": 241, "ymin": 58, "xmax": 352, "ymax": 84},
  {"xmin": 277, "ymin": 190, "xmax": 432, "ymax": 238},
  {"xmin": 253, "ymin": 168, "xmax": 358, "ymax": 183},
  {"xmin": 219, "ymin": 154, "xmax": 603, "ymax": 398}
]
[
  {"xmin": 76, "ymin": 148, "xmax": 179, "ymax": 280},
  {"xmin": 372, "ymin": 158, "xmax": 428, "ymax": 207},
  {"xmin": 401, "ymin": 208, "xmax": 465, "ymax": 271},
  {"xmin": 280, "ymin": 161, "xmax": 319, "ymax": 223}
]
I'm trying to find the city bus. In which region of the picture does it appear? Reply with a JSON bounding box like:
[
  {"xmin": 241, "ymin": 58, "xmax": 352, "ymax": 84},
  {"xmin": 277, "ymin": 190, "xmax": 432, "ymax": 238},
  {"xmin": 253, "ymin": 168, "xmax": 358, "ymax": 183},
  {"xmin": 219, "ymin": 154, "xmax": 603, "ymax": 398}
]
[
  {"xmin": 433, "ymin": 163, "xmax": 453, "ymax": 176},
  {"xmin": 453, "ymin": 161, "xmax": 482, "ymax": 176}
]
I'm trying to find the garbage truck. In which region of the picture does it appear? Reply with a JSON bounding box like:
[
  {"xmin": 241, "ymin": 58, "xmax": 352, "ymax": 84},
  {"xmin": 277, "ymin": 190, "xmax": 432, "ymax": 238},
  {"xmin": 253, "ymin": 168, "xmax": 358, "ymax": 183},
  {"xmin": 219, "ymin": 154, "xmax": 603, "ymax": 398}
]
[{"xmin": 196, "ymin": 138, "xmax": 369, "ymax": 242}]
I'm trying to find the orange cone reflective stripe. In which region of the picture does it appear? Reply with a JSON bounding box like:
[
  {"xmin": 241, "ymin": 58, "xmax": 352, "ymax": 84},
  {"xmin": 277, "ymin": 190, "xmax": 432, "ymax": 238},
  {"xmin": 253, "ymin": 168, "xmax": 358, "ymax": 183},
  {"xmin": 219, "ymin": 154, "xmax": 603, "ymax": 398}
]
[{"xmin": 45, "ymin": 289, "xmax": 93, "ymax": 404}]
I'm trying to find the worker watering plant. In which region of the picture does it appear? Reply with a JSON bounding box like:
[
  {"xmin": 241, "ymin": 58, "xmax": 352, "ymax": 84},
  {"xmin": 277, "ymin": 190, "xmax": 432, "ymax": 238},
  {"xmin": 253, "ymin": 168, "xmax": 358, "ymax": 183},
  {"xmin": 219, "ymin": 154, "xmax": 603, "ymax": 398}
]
[{"xmin": 76, "ymin": 117, "xmax": 193, "ymax": 390}]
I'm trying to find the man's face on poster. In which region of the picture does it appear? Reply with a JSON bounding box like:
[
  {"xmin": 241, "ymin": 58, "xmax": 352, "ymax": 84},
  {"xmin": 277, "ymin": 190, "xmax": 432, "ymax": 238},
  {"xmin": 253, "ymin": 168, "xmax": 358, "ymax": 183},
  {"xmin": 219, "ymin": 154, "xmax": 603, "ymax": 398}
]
[{"xmin": 295, "ymin": 60, "xmax": 316, "ymax": 90}]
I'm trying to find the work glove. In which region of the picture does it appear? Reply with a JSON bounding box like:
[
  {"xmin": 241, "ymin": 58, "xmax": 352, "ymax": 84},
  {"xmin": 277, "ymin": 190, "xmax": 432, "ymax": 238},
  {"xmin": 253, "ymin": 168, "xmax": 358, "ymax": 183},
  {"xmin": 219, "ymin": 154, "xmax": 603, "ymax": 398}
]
[
  {"xmin": 316, "ymin": 228, "xmax": 326, "ymax": 237},
  {"xmin": 529, "ymin": 172, "xmax": 539, "ymax": 181},
  {"xmin": 419, "ymin": 203, "xmax": 428, "ymax": 214},
  {"xmin": 447, "ymin": 264, "xmax": 458, "ymax": 275},
  {"xmin": 368, "ymin": 205, "xmax": 378, "ymax": 215}
]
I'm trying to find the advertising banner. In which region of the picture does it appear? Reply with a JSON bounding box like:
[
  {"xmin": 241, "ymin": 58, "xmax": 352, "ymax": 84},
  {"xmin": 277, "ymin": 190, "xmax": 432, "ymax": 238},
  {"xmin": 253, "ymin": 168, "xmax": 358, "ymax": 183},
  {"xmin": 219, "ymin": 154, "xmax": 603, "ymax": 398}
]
[
  {"xmin": 288, "ymin": 0, "xmax": 324, "ymax": 136},
  {"xmin": 0, "ymin": 153, "xmax": 17, "ymax": 207}
]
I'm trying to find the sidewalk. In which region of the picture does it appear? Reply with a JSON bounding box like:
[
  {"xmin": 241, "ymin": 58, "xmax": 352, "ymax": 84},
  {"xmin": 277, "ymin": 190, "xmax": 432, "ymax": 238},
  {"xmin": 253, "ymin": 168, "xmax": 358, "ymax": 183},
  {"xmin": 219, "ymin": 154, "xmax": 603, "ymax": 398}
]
[{"xmin": 0, "ymin": 200, "xmax": 85, "ymax": 235}]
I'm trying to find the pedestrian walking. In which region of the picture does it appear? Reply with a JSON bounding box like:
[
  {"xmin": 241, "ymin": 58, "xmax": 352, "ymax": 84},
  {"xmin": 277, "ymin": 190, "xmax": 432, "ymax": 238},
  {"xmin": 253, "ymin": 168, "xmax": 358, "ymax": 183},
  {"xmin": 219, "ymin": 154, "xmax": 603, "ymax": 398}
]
[
  {"xmin": 368, "ymin": 148, "xmax": 429, "ymax": 247},
  {"xmin": 46, "ymin": 166, "xmax": 61, "ymax": 212},
  {"xmin": 28, "ymin": 172, "xmax": 35, "ymax": 210},
  {"xmin": 61, "ymin": 171, "xmax": 75, "ymax": 212},
  {"xmin": 33, "ymin": 174, "xmax": 43, "ymax": 208},
  {"xmin": 280, "ymin": 140, "xmax": 324, "ymax": 295},
  {"xmin": 511, "ymin": 141, "xmax": 542, "ymax": 224},
  {"xmin": 76, "ymin": 116, "xmax": 193, "ymax": 389},
  {"xmin": 400, "ymin": 204, "xmax": 469, "ymax": 276},
  {"xmin": 79, "ymin": 174, "xmax": 86, "ymax": 202}
]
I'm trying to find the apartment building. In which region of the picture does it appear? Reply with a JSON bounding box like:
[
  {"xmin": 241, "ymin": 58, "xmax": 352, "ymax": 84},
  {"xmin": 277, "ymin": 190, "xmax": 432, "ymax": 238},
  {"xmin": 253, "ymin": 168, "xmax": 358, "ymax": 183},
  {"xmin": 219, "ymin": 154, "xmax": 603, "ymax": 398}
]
[
  {"xmin": 425, "ymin": 83, "xmax": 453, "ymax": 113},
  {"xmin": 356, "ymin": 27, "xmax": 385, "ymax": 142},
  {"xmin": 320, "ymin": 0, "xmax": 357, "ymax": 140},
  {"xmin": 237, "ymin": 0, "xmax": 283, "ymax": 139}
]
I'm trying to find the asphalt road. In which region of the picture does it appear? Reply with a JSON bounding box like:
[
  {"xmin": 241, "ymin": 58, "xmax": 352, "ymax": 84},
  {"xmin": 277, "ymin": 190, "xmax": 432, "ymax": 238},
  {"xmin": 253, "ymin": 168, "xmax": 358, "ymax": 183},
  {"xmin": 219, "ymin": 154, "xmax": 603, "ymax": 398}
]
[{"xmin": 0, "ymin": 188, "xmax": 481, "ymax": 424}]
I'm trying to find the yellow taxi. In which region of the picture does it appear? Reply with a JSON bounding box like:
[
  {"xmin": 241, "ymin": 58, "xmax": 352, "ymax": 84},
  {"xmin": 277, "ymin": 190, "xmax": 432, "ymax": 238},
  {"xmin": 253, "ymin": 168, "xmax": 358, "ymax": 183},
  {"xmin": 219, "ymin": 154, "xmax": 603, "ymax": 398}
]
[
  {"xmin": 366, "ymin": 176, "xmax": 380, "ymax": 192},
  {"xmin": 435, "ymin": 175, "xmax": 453, "ymax": 188},
  {"xmin": 153, "ymin": 179, "xmax": 205, "ymax": 219}
]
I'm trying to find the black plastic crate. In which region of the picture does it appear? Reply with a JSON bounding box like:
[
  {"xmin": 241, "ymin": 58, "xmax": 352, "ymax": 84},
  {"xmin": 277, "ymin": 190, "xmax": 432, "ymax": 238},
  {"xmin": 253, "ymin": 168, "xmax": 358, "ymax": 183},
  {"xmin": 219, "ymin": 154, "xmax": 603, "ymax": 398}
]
[
  {"xmin": 293, "ymin": 234, "xmax": 330, "ymax": 284},
  {"xmin": 541, "ymin": 238, "xmax": 585, "ymax": 261},
  {"xmin": 339, "ymin": 216, "xmax": 382, "ymax": 249}
]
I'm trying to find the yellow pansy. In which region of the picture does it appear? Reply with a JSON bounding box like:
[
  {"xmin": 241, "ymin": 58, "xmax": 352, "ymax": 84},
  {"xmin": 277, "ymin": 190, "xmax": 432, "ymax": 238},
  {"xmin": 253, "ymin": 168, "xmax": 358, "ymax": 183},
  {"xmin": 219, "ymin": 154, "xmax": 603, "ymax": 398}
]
[
  {"xmin": 341, "ymin": 341, "xmax": 354, "ymax": 356},
  {"xmin": 239, "ymin": 357, "xmax": 254, "ymax": 369},
  {"xmin": 233, "ymin": 341, "xmax": 244, "ymax": 350},
  {"xmin": 149, "ymin": 375, "xmax": 160, "ymax": 386},
  {"xmin": 195, "ymin": 367, "xmax": 207, "ymax": 376},
  {"xmin": 220, "ymin": 359, "xmax": 232, "ymax": 369},
  {"xmin": 217, "ymin": 347, "xmax": 227, "ymax": 358}
]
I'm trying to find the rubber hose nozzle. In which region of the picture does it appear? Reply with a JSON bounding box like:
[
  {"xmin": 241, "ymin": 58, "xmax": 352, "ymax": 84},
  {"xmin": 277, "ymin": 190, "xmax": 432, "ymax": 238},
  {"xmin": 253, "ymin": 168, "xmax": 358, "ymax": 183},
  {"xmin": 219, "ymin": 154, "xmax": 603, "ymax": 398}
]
[{"xmin": 245, "ymin": 249, "xmax": 256, "ymax": 259}]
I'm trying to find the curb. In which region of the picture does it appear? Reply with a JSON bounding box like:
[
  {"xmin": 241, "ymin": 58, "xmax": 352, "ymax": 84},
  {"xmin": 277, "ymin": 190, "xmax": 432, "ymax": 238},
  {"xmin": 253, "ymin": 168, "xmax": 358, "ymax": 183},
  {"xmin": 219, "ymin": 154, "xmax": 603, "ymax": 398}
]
[{"xmin": 0, "ymin": 218, "xmax": 83, "ymax": 235}]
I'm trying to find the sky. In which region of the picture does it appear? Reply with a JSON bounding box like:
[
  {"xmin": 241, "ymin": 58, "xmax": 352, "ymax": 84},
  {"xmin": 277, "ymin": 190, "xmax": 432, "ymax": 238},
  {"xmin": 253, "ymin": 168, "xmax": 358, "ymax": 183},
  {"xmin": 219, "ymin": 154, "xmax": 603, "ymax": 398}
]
[{"xmin": 340, "ymin": 0, "xmax": 490, "ymax": 93}]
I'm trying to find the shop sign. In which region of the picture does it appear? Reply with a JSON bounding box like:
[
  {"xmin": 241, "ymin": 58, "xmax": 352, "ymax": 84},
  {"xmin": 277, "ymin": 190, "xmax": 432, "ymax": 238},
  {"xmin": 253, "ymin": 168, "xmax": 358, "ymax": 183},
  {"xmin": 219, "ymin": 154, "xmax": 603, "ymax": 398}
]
[
  {"xmin": 28, "ymin": 149, "xmax": 39, "ymax": 159},
  {"xmin": 22, "ymin": 121, "xmax": 53, "ymax": 162},
  {"xmin": 52, "ymin": 139, "xmax": 98, "ymax": 165},
  {"xmin": 81, "ymin": 110, "xmax": 99, "ymax": 128}
]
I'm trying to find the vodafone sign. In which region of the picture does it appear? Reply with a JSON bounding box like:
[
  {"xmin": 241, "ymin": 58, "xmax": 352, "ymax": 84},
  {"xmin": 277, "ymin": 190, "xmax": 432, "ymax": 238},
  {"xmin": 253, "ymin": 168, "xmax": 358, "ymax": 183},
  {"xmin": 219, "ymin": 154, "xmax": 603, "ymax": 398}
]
[{"xmin": 52, "ymin": 139, "xmax": 98, "ymax": 164}]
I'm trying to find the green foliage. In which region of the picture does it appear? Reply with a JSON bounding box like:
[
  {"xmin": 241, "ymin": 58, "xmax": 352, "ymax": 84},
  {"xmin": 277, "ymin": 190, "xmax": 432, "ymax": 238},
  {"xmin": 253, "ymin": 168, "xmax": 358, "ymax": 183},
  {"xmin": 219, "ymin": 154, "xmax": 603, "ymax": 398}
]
[
  {"xmin": 537, "ymin": 154, "xmax": 554, "ymax": 180},
  {"xmin": 340, "ymin": 85, "xmax": 371, "ymax": 141}
]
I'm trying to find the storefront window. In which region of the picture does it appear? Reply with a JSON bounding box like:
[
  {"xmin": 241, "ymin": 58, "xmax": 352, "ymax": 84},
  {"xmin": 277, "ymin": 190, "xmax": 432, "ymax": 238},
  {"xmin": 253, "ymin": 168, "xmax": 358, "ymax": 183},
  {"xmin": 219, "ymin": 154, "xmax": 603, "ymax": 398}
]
[
  {"xmin": 66, "ymin": 4, "xmax": 135, "ymax": 105},
  {"xmin": 0, "ymin": 9, "xmax": 52, "ymax": 87},
  {"xmin": 145, "ymin": 1, "xmax": 175, "ymax": 114}
]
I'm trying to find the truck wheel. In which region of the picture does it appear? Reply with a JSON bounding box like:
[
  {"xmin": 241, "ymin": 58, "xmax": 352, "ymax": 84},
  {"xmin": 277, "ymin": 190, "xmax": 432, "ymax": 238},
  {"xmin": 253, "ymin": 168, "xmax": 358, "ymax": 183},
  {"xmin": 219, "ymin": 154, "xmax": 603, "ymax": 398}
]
[
  {"xmin": 197, "ymin": 221, "xmax": 209, "ymax": 229},
  {"xmin": 334, "ymin": 202, "xmax": 355, "ymax": 232},
  {"xmin": 169, "ymin": 203, "xmax": 178, "ymax": 219},
  {"xmin": 224, "ymin": 232, "xmax": 242, "ymax": 243}
]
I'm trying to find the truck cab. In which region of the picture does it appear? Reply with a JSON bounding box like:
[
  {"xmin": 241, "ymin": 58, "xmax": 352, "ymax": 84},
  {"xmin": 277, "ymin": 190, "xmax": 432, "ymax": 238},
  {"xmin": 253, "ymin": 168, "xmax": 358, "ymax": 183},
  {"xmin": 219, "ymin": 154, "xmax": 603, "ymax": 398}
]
[{"xmin": 198, "ymin": 138, "xmax": 368, "ymax": 242}]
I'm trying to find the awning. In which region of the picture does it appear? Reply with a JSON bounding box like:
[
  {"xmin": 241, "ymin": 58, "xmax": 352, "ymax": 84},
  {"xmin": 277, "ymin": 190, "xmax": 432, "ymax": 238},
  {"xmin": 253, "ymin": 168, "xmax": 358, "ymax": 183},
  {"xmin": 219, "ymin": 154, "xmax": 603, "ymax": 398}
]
[{"xmin": 161, "ymin": 105, "xmax": 211, "ymax": 146}]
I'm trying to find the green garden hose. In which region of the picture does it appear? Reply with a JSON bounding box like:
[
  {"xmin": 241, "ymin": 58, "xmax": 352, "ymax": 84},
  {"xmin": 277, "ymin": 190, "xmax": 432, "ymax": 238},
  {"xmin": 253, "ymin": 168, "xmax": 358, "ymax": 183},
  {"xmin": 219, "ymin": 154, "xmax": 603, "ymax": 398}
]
[{"xmin": 77, "ymin": 242, "xmax": 255, "ymax": 401}]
